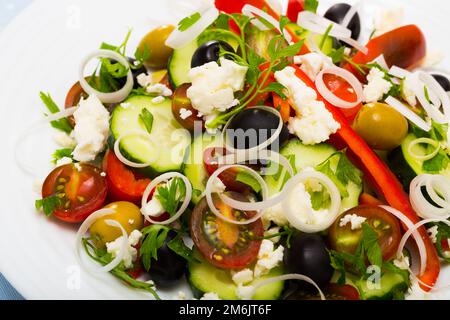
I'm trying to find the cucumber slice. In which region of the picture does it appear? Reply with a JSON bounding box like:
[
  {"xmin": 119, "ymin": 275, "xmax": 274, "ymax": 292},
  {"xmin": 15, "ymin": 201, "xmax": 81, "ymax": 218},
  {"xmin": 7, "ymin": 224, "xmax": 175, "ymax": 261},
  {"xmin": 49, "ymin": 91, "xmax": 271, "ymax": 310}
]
[
  {"xmin": 356, "ymin": 272, "xmax": 409, "ymax": 300},
  {"xmin": 183, "ymin": 133, "xmax": 221, "ymax": 204},
  {"xmin": 264, "ymin": 139, "xmax": 362, "ymax": 212},
  {"xmin": 188, "ymin": 252, "xmax": 285, "ymax": 300},
  {"xmin": 168, "ymin": 39, "xmax": 198, "ymax": 88},
  {"xmin": 110, "ymin": 95, "xmax": 191, "ymax": 176}
]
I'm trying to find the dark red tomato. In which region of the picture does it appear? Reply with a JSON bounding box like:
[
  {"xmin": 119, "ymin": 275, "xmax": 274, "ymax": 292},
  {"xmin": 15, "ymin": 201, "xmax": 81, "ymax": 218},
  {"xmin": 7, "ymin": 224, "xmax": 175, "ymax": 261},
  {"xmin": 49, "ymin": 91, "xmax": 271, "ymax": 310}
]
[
  {"xmin": 203, "ymin": 147, "xmax": 252, "ymax": 193},
  {"xmin": 215, "ymin": 0, "xmax": 278, "ymax": 16},
  {"xmin": 287, "ymin": 0, "xmax": 304, "ymax": 23},
  {"xmin": 102, "ymin": 150, "xmax": 151, "ymax": 204},
  {"xmin": 171, "ymin": 83, "xmax": 203, "ymax": 131},
  {"xmin": 65, "ymin": 81, "xmax": 88, "ymax": 127},
  {"xmin": 323, "ymin": 73, "xmax": 362, "ymax": 121},
  {"xmin": 329, "ymin": 205, "xmax": 401, "ymax": 261},
  {"xmin": 326, "ymin": 284, "xmax": 360, "ymax": 300},
  {"xmin": 190, "ymin": 194, "xmax": 263, "ymax": 269},
  {"xmin": 42, "ymin": 163, "xmax": 107, "ymax": 223}
]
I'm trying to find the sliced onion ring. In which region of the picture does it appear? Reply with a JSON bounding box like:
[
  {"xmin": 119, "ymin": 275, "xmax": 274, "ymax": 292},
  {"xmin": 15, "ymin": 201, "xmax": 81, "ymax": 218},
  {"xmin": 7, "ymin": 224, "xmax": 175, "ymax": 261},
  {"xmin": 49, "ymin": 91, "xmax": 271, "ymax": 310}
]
[
  {"xmin": 282, "ymin": 170, "xmax": 341, "ymax": 233},
  {"xmin": 385, "ymin": 96, "xmax": 432, "ymax": 132},
  {"xmin": 165, "ymin": 6, "xmax": 219, "ymax": 49},
  {"xmin": 246, "ymin": 273, "xmax": 326, "ymax": 300},
  {"xmin": 242, "ymin": 4, "xmax": 292, "ymax": 43},
  {"xmin": 410, "ymin": 174, "xmax": 450, "ymax": 220},
  {"xmin": 75, "ymin": 208, "xmax": 129, "ymax": 274},
  {"xmin": 79, "ymin": 49, "xmax": 133, "ymax": 104},
  {"xmin": 140, "ymin": 172, "xmax": 192, "ymax": 225},
  {"xmin": 114, "ymin": 131, "xmax": 158, "ymax": 168},
  {"xmin": 45, "ymin": 106, "xmax": 78, "ymax": 122},
  {"xmin": 379, "ymin": 205, "xmax": 427, "ymax": 276},
  {"xmin": 222, "ymin": 106, "xmax": 284, "ymax": 156},
  {"xmin": 316, "ymin": 66, "xmax": 363, "ymax": 109},
  {"xmin": 418, "ymin": 71, "xmax": 450, "ymax": 122},
  {"xmin": 407, "ymin": 138, "xmax": 440, "ymax": 161}
]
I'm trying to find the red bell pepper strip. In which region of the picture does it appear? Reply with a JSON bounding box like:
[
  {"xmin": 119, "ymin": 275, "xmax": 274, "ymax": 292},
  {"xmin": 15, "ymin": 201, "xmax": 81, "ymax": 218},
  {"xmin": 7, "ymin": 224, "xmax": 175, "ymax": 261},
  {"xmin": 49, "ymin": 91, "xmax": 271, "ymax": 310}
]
[
  {"xmin": 291, "ymin": 65, "xmax": 440, "ymax": 291},
  {"xmin": 272, "ymin": 93, "xmax": 291, "ymax": 122},
  {"xmin": 346, "ymin": 25, "xmax": 426, "ymax": 79},
  {"xmin": 359, "ymin": 193, "xmax": 385, "ymax": 206},
  {"xmin": 287, "ymin": 0, "xmax": 304, "ymax": 23}
]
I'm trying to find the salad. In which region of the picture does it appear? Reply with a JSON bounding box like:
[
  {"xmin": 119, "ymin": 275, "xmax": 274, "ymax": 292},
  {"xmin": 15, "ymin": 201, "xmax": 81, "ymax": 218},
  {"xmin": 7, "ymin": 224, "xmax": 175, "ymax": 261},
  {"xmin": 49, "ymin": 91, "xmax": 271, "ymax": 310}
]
[{"xmin": 30, "ymin": 0, "xmax": 450, "ymax": 300}]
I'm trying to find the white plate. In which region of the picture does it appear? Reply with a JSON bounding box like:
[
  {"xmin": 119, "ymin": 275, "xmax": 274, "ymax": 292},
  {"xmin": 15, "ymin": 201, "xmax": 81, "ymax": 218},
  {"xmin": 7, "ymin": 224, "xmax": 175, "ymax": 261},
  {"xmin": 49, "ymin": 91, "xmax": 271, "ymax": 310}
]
[{"xmin": 0, "ymin": 0, "xmax": 449, "ymax": 300}]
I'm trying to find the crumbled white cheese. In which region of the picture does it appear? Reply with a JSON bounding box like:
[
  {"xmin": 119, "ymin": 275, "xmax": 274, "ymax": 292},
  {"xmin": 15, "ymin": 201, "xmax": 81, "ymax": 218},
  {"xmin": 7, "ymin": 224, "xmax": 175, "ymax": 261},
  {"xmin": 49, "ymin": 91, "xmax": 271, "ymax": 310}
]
[
  {"xmin": 293, "ymin": 52, "xmax": 333, "ymax": 81},
  {"xmin": 211, "ymin": 177, "xmax": 226, "ymax": 194},
  {"xmin": 175, "ymin": 291, "xmax": 187, "ymax": 300},
  {"xmin": 55, "ymin": 156, "xmax": 73, "ymax": 167},
  {"xmin": 363, "ymin": 67, "xmax": 392, "ymax": 103},
  {"xmin": 200, "ymin": 292, "xmax": 221, "ymax": 300},
  {"xmin": 106, "ymin": 230, "xmax": 142, "ymax": 269},
  {"xmin": 187, "ymin": 58, "xmax": 247, "ymax": 116},
  {"xmin": 262, "ymin": 194, "xmax": 289, "ymax": 226},
  {"xmin": 151, "ymin": 96, "xmax": 165, "ymax": 104},
  {"xmin": 275, "ymin": 67, "xmax": 340, "ymax": 145},
  {"xmin": 121, "ymin": 102, "xmax": 131, "ymax": 108},
  {"xmin": 393, "ymin": 255, "xmax": 410, "ymax": 270},
  {"xmin": 264, "ymin": 227, "xmax": 281, "ymax": 244},
  {"xmin": 141, "ymin": 196, "xmax": 165, "ymax": 218},
  {"xmin": 374, "ymin": 7, "xmax": 404, "ymax": 37},
  {"xmin": 232, "ymin": 269, "xmax": 254, "ymax": 285},
  {"xmin": 339, "ymin": 214, "xmax": 367, "ymax": 230},
  {"xmin": 236, "ymin": 284, "xmax": 255, "ymax": 300},
  {"xmin": 137, "ymin": 73, "xmax": 153, "ymax": 88},
  {"xmin": 254, "ymin": 239, "xmax": 284, "ymax": 278},
  {"xmin": 71, "ymin": 95, "xmax": 110, "ymax": 162},
  {"xmin": 406, "ymin": 277, "xmax": 430, "ymax": 300},
  {"xmin": 402, "ymin": 76, "xmax": 417, "ymax": 107},
  {"xmin": 427, "ymin": 225, "xmax": 439, "ymax": 243},
  {"xmin": 52, "ymin": 130, "xmax": 76, "ymax": 148},
  {"xmin": 128, "ymin": 219, "xmax": 135, "ymax": 225},
  {"xmin": 146, "ymin": 83, "xmax": 173, "ymax": 96},
  {"xmin": 179, "ymin": 108, "xmax": 193, "ymax": 120}
]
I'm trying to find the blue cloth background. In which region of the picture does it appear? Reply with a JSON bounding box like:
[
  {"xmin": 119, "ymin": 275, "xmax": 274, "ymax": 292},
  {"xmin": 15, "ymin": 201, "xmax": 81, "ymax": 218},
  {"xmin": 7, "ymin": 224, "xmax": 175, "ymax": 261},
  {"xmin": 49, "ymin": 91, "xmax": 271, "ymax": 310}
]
[{"xmin": 0, "ymin": 0, "xmax": 32, "ymax": 300}]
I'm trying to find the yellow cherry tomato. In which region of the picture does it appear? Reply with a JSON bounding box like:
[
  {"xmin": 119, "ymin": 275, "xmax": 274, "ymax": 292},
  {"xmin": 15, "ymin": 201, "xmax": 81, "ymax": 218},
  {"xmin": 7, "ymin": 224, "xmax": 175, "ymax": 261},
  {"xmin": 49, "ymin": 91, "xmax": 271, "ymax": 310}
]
[
  {"xmin": 138, "ymin": 25, "xmax": 175, "ymax": 69},
  {"xmin": 89, "ymin": 201, "xmax": 144, "ymax": 246}
]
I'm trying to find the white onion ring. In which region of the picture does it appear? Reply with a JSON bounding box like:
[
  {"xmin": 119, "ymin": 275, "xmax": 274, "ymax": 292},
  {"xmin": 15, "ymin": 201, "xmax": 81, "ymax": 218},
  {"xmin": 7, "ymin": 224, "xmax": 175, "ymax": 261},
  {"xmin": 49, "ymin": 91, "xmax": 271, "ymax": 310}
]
[
  {"xmin": 205, "ymin": 164, "xmax": 271, "ymax": 225},
  {"xmin": 385, "ymin": 96, "xmax": 432, "ymax": 132},
  {"xmin": 410, "ymin": 174, "xmax": 450, "ymax": 220},
  {"xmin": 342, "ymin": 2, "xmax": 361, "ymax": 29},
  {"xmin": 75, "ymin": 208, "xmax": 129, "ymax": 274},
  {"xmin": 247, "ymin": 273, "xmax": 326, "ymax": 300},
  {"xmin": 140, "ymin": 172, "xmax": 192, "ymax": 225},
  {"xmin": 379, "ymin": 205, "xmax": 427, "ymax": 276},
  {"xmin": 222, "ymin": 106, "xmax": 284, "ymax": 157},
  {"xmin": 165, "ymin": 6, "xmax": 219, "ymax": 49},
  {"xmin": 407, "ymin": 138, "xmax": 440, "ymax": 161},
  {"xmin": 338, "ymin": 37, "xmax": 368, "ymax": 54},
  {"xmin": 266, "ymin": 0, "xmax": 282, "ymax": 15},
  {"xmin": 79, "ymin": 50, "xmax": 133, "ymax": 104},
  {"xmin": 371, "ymin": 54, "xmax": 389, "ymax": 71},
  {"xmin": 45, "ymin": 106, "xmax": 78, "ymax": 122},
  {"xmin": 389, "ymin": 65, "xmax": 411, "ymax": 79},
  {"xmin": 315, "ymin": 66, "xmax": 363, "ymax": 109},
  {"xmin": 114, "ymin": 131, "xmax": 158, "ymax": 169},
  {"xmin": 242, "ymin": 4, "xmax": 292, "ymax": 43},
  {"xmin": 282, "ymin": 170, "xmax": 341, "ymax": 233},
  {"xmin": 418, "ymin": 72, "xmax": 450, "ymax": 123}
]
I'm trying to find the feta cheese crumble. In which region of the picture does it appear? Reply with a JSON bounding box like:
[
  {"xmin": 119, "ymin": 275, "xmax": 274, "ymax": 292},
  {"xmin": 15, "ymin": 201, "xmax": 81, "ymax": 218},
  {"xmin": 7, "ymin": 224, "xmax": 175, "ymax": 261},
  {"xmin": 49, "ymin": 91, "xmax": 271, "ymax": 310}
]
[
  {"xmin": 264, "ymin": 227, "xmax": 281, "ymax": 244},
  {"xmin": 55, "ymin": 156, "xmax": 73, "ymax": 167},
  {"xmin": 293, "ymin": 52, "xmax": 333, "ymax": 81},
  {"xmin": 393, "ymin": 255, "xmax": 410, "ymax": 270},
  {"xmin": 137, "ymin": 73, "xmax": 153, "ymax": 88},
  {"xmin": 179, "ymin": 108, "xmax": 193, "ymax": 120},
  {"xmin": 146, "ymin": 83, "xmax": 173, "ymax": 97},
  {"xmin": 141, "ymin": 196, "xmax": 165, "ymax": 218},
  {"xmin": 106, "ymin": 230, "xmax": 142, "ymax": 269},
  {"xmin": 339, "ymin": 214, "xmax": 367, "ymax": 230},
  {"xmin": 262, "ymin": 194, "xmax": 289, "ymax": 226},
  {"xmin": 374, "ymin": 7, "xmax": 404, "ymax": 37},
  {"xmin": 402, "ymin": 76, "xmax": 417, "ymax": 107},
  {"xmin": 254, "ymin": 239, "xmax": 284, "ymax": 278},
  {"xmin": 200, "ymin": 292, "xmax": 221, "ymax": 300},
  {"xmin": 52, "ymin": 130, "xmax": 76, "ymax": 148},
  {"xmin": 363, "ymin": 67, "xmax": 392, "ymax": 103},
  {"xmin": 236, "ymin": 284, "xmax": 255, "ymax": 300},
  {"xmin": 232, "ymin": 268, "xmax": 254, "ymax": 285},
  {"xmin": 274, "ymin": 67, "xmax": 340, "ymax": 145},
  {"xmin": 187, "ymin": 58, "xmax": 247, "ymax": 116},
  {"xmin": 71, "ymin": 95, "xmax": 110, "ymax": 162},
  {"xmin": 151, "ymin": 96, "xmax": 165, "ymax": 104},
  {"xmin": 427, "ymin": 225, "xmax": 439, "ymax": 243}
]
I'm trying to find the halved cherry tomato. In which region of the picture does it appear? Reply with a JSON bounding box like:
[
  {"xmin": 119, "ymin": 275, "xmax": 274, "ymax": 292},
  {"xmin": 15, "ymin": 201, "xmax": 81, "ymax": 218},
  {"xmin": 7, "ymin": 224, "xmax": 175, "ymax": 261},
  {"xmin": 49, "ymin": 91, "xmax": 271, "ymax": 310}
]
[
  {"xmin": 41, "ymin": 163, "xmax": 107, "ymax": 223},
  {"xmin": 103, "ymin": 150, "xmax": 151, "ymax": 204},
  {"xmin": 325, "ymin": 284, "xmax": 360, "ymax": 300},
  {"xmin": 65, "ymin": 81, "xmax": 87, "ymax": 127},
  {"xmin": 203, "ymin": 147, "xmax": 252, "ymax": 193},
  {"xmin": 329, "ymin": 205, "xmax": 401, "ymax": 261},
  {"xmin": 190, "ymin": 194, "xmax": 263, "ymax": 269},
  {"xmin": 215, "ymin": 0, "xmax": 278, "ymax": 16},
  {"xmin": 171, "ymin": 83, "xmax": 202, "ymax": 131},
  {"xmin": 287, "ymin": 0, "xmax": 304, "ymax": 23}
]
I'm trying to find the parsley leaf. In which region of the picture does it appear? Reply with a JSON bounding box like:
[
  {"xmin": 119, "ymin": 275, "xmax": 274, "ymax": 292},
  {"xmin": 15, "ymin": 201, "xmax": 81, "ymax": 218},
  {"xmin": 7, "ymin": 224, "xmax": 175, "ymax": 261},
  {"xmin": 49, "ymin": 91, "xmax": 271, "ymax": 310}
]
[
  {"xmin": 320, "ymin": 24, "xmax": 333, "ymax": 50},
  {"xmin": 335, "ymin": 152, "xmax": 362, "ymax": 186},
  {"xmin": 35, "ymin": 196, "xmax": 62, "ymax": 217},
  {"xmin": 155, "ymin": 177, "xmax": 186, "ymax": 216},
  {"xmin": 178, "ymin": 12, "xmax": 201, "ymax": 31},
  {"xmin": 51, "ymin": 148, "xmax": 74, "ymax": 165},
  {"xmin": 235, "ymin": 171, "xmax": 262, "ymax": 193},
  {"xmin": 429, "ymin": 222, "xmax": 450, "ymax": 262},
  {"xmin": 279, "ymin": 15, "xmax": 291, "ymax": 32},
  {"xmin": 423, "ymin": 152, "xmax": 449, "ymax": 173},
  {"xmin": 139, "ymin": 109, "xmax": 154, "ymax": 134},
  {"xmin": 140, "ymin": 225, "xmax": 170, "ymax": 271},
  {"xmin": 167, "ymin": 235, "xmax": 198, "ymax": 264},
  {"xmin": 261, "ymin": 82, "xmax": 287, "ymax": 100},
  {"xmin": 39, "ymin": 92, "xmax": 73, "ymax": 134},
  {"xmin": 327, "ymin": 46, "xmax": 346, "ymax": 64},
  {"xmin": 304, "ymin": 0, "xmax": 319, "ymax": 13}
]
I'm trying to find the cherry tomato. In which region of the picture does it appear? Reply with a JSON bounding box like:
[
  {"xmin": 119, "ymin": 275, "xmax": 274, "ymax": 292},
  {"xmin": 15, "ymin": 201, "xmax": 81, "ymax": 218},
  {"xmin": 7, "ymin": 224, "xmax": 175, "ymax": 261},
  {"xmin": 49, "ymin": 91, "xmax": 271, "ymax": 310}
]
[
  {"xmin": 215, "ymin": 0, "xmax": 278, "ymax": 16},
  {"xmin": 190, "ymin": 194, "xmax": 263, "ymax": 269},
  {"xmin": 103, "ymin": 150, "xmax": 151, "ymax": 204},
  {"xmin": 41, "ymin": 164, "xmax": 107, "ymax": 223},
  {"xmin": 171, "ymin": 83, "xmax": 202, "ymax": 131},
  {"xmin": 284, "ymin": 283, "xmax": 360, "ymax": 300},
  {"xmin": 203, "ymin": 147, "xmax": 252, "ymax": 193},
  {"xmin": 65, "ymin": 81, "xmax": 87, "ymax": 127},
  {"xmin": 329, "ymin": 205, "xmax": 401, "ymax": 261}
]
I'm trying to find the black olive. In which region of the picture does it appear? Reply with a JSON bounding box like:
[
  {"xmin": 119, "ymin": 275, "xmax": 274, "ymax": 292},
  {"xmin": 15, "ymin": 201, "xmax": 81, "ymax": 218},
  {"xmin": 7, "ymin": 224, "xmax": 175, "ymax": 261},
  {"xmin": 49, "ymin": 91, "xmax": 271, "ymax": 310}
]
[
  {"xmin": 283, "ymin": 233, "xmax": 333, "ymax": 289},
  {"xmin": 324, "ymin": 3, "xmax": 361, "ymax": 46},
  {"xmin": 432, "ymin": 74, "xmax": 450, "ymax": 92},
  {"xmin": 146, "ymin": 231, "xmax": 187, "ymax": 287},
  {"xmin": 115, "ymin": 58, "xmax": 148, "ymax": 89},
  {"xmin": 225, "ymin": 108, "xmax": 290, "ymax": 152},
  {"xmin": 191, "ymin": 40, "xmax": 235, "ymax": 68}
]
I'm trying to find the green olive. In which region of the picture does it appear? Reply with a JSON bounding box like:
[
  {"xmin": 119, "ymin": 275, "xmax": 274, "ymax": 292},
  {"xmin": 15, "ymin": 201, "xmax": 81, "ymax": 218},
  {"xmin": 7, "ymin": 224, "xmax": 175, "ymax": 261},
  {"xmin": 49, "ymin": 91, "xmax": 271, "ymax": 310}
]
[
  {"xmin": 353, "ymin": 102, "xmax": 408, "ymax": 150},
  {"xmin": 138, "ymin": 25, "xmax": 175, "ymax": 69}
]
